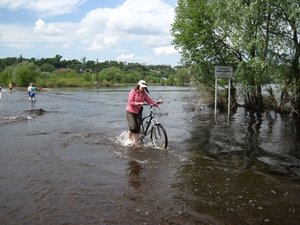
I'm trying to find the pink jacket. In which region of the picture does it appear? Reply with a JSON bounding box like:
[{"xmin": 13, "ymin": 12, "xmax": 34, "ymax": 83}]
[{"xmin": 126, "ymin": 89, "xmax": 156, "ymax": 114}]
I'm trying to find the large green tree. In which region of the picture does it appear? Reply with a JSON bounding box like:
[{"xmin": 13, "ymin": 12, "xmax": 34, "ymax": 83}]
[
  {"xmin": 99, "ymin": 67, "xmax": 123, "ymax": 83},
  {"xmin": 14, "ymin": 61, "xmax": 41, "ymax": 86},
  {"xmin": 172, "ymin": 0, "xmax": 300, "ymax": 114},
  {"xmin": 0, "ymin": 66, "xmax": 14, "ymax": 85},
  {"xmin": 270, "ymin": 0, "xmax": 300, "ymax": 113}
]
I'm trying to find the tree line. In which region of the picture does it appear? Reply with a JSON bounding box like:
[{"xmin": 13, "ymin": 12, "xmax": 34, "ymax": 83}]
[
  {"xmin": 0, "ymin": 55, "xmax": 192, "ymax": 88},
  {"xmin": 172, "ymin": 0, "xmax": 300, "ymax": 116}
]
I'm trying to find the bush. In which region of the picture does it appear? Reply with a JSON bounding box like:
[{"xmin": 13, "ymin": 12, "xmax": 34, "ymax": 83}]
[
  {"xmin": 0, "ymin": 66, "xmax": 14, "ymax": 85},
  {"xmin": 14, "ymin": 61, "xmax": 40, "ymax": 86}
]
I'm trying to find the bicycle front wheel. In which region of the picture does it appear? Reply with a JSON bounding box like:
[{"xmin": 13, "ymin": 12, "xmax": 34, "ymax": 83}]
[{"xmin": 151, "ymin": 123, "xmax": 168, "ymax": 149}]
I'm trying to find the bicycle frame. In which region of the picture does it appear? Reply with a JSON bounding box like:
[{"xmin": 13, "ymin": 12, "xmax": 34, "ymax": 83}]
[
  {"xmin": 140, "ymin": 105, "xmax": 158, "ymax": 141},
  {"xmin": 138, "ymin": 102, "xmax": 168, "ymax": 149}
]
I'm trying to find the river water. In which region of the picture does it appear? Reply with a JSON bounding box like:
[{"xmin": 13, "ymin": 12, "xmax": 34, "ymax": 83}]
[{"xmin": 0, "ymin": 86, "xmax": 299, "ymax": 225}]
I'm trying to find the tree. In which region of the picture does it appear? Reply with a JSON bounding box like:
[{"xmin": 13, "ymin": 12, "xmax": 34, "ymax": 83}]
[
  {"xmin": 0, "ymin": 57, "xmax": 18, "ymax": 71},
  {"xmin": 166, "ymin": 75, "xmax": 176, "ymax": 85},
  {"xmin": 0, "ymin": 66, "xmax": 14, "ymax": 85},
  {"xmin": 121, "ymin": 71, "xmax": 140, "ymax": 83},
  {"xmin": 171, "ymin": 0, "xmax": 300, "ymax": 114},
  {"xmin": 99, "ymin": 67, "xmax": 123, "ymax": 83},
  {"xmin": 85, "ymin": 60, "xmax": 96, "ymax": 71},
  {"xmin": 175, "ymin": 67, "xmax": 190, "ymax": 85},
  {"xmin": 270, "ymin": 0, "xmax": 300, "ymax": 114},
  {"xmin": 52, "ymin": 54, "xmax": 63, "ymax": 68},
  {"xmin": 14, "ymin": 61, "xmax": 40, "ymax": 86},
  {"xmin": 40, "ymin": 63, "xmax": 56, "ymax": 72}
]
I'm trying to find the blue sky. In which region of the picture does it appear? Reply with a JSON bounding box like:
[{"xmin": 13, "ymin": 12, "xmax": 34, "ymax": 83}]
[{"xmin": 0, "ymin": 0, "xmax": 181, "ymax": 66}]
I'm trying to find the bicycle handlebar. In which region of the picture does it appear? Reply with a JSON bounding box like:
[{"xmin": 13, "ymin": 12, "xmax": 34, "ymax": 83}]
[{"xmin": 143, "ymin": 100, "xmax": 163, "ymax": 107}]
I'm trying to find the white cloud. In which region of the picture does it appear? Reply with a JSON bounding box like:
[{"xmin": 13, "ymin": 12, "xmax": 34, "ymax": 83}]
[
  {"xmin": 1, "ymin": 0, "xmax": 175, "ymax": 50},
  {"xmin": 135, "ymin": 55, "xmax": 152, "ymax": 63},
  {"xmin": 108, "ymin": 0, "xmax": 174, "ymax": 35},
  {"xmin": 0, "ymin": 0, "xmax": 180, "ymax": 65},
  {"xmin": 87, "ymin": 40, "xmax": 103, "ymax": 51},
  {"xmin": 143, "ymin": 35, "xmax": 172, "ymax": 47},
  {"xmin": 0, "ymin": 0, "xmax": 85, "ymax": 16},
  {"xmin": 0, "ymin": 24, "xmax": 35, "ymax": 48},
  {"xmin": 154, "ymin": 46, "xmax": 178, "ymax": 55},
  {"xmin": 79, "ymin": 0, "xmax": 175, "ymax": 52},
  {"xmin": 62, "ymin": 42, "xmax": 71, "ymax": 49},
  {"xmin": 34, "ymin": 19, "xmax": 61, "ymax": 34},
  {"xmin": 77, "ymin": 8, "xmax": 111, "ymax": 36},
  {"xmin": 116, "ymin": 53, "xmax": 135, "ymax": 61},
  {"xmin": 0, "ymin": 0, "xmax": 28, "ymax": 10},
  {"xmin": 0, "ymin": 20, "xmax": 79, "ymax": 51}
]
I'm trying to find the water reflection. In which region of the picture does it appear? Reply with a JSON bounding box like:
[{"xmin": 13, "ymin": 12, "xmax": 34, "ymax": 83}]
[
  {"xmin": 173, "ymin": 108, "xmax": 300, "ymax": 224},
  {"xmin": 1, "ymin": 87, "xmax": 300, "ymax": 225},
  {"xmin": 191, "ymin": 108, "xmax": 300, "ymax": 177},
  {"xmin": 243, "ymin": 111, "xmax": 266, "ymax": 168},
  {"xmin": 128, "ymin": 159, "xmax": 143, "ymax": 189}
]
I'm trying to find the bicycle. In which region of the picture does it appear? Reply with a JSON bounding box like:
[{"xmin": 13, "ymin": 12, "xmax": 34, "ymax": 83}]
[{"xmin": 140, "ymin": 102, "xmax": 168, "ymax": 149}]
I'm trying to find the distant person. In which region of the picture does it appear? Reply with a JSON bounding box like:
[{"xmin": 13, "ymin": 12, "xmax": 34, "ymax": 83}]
[
  {"xmin": 8, "ymin": 82, "xmax": 13, "ymax": 93},
  {"xmin": 29, "ymin": 84, "xmax": 37, "ymax": 101},
  {"xmin": 126, "ymin": 80, "xmax": 162, "ymax": 146},
  {"xmin": 27, "ymin": 83, "xmax": 32, "ymax": 99}
]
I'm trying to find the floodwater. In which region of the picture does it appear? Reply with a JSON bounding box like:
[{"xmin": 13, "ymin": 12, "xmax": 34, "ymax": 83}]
[{"xmin": 0, "ymin": 86, "xmax": 299, "ymax": 225}]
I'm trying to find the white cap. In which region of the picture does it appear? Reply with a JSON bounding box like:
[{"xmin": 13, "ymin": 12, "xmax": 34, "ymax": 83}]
[{"xmin": 138, "ymin": 80, "xmax": 147, "ymax": 88}]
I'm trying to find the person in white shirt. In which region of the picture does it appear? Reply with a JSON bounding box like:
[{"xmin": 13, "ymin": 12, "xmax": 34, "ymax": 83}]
[{"xmin": 27, "ymin": 83, "xmax": 32, "ymax": 99}]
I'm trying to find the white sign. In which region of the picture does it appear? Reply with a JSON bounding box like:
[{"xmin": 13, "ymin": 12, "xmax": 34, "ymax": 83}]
[
  {"xmin": 215, "ymin": 66, "xmax": 233, "ymax": 77},
  {"xmin": 214, "ymin": 66, "xmax": 232, "ymax": 119}
]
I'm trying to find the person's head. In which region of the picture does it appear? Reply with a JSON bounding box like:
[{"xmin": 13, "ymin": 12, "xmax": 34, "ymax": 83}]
[{"xmin": 136, "ymin": 80, "xmax": 149, "ymax": 93}]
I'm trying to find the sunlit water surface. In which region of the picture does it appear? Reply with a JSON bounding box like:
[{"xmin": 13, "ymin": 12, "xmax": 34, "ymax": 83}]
[{"xmin": 0, "ymin": 87, "xmax": 299, "ymax": 225}]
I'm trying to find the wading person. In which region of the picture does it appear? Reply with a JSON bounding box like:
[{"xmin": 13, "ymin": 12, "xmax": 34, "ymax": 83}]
[
  {"xmin": 27, "ymin": 83, "xmax": 32, "ymax": 99},
  {"xmin": 29, "ymin": 83, "xmax": 37, "ymax": 101},
  {"xmin": 126, "ymin": 80, "xmax": 162, "ymax": 146},
  {"xmin": 8, "ymin": 82, "xmax": 13, "ymax": 93}
]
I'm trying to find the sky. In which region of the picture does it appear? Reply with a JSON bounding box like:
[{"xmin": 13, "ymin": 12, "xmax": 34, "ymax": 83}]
[{"xmin": 0, "ymin": 0, "xmax": 181, "ymax": 66}]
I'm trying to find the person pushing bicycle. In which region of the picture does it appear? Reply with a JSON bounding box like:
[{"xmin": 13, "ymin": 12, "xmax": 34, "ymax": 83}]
[{"xmin": 126, "ymin": 80, "xmax": 162, "ymax": 147}]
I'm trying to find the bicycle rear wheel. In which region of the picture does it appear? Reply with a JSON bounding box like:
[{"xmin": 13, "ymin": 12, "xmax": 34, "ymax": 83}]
[{"xmin": 151, "ymin": 123, "xmax": 168, "ymax": 149}]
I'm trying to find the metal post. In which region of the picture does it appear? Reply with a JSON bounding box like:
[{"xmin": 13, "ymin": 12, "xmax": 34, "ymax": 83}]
[
  {"xmin": 227, "ymin": 77, "xmax": 231, "ymax": 122},
  {"xmin": 215, "ymin": 65, "xmax": 233, "ymax": 121},
  {"xmin": 214, "ymin": 76, "xmax": 218, "ymax": 115},
  {"xmin": 96, "ymin": 58, "xmax": 99, "ymax": 91}
]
